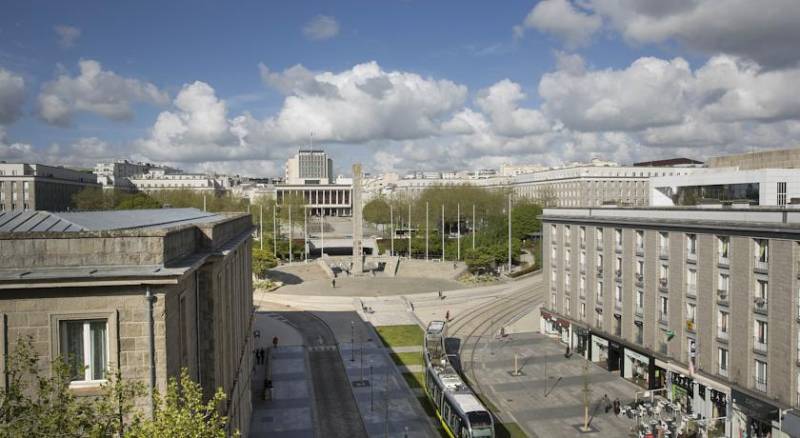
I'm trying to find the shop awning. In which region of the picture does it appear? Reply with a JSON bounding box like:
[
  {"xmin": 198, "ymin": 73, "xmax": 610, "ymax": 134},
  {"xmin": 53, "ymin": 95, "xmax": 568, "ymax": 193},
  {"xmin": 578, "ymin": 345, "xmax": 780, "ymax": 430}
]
[{"xmin": 731, "ymin": 389, "xmax": 780, "ymax": 423}]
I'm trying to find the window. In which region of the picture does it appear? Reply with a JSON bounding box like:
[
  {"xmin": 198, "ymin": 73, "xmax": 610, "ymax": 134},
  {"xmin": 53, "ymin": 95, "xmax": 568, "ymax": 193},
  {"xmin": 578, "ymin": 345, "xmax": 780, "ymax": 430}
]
[
  {"xmin": 687, "ymin": 303, "xmax": 696, "ymax": 323},
  {"xmin": 595, "ymin": 309, "xmax": 603, "ymax": 328},
  {"xmin": 580, "ymin": 227, "xmax": 586, "ymax": 245},
  {"xmin": 659, "ymin": 232, "xmax": 669, "ymax": 256},
  {"xmin": 754, "ymin": 359, "xmax": 768, "ymax": 392},
  {"xmin": 580, "ymin": 251, "xmax": 586, "ymax": 270},
  {"xmin": 565, "ymin": 249, "xmax": 571, "ymax": 267},
  {"xmin": 565, "ymin": 226, "xmax": 571, "ymax": 243},
  {"xmin": 597, "ymin": 254, "xmax": 604, "ymax": 272},
  {"xmin": 636, "ymin": 290, "xmax": 644, "ymax": 313},
  {"xmin": 687, "ymin": 268, "xmax": 697, "ymax": 296},
  {"xmin": 580, "ymin": 276, "xmax": 586, "ymax": 297},
  {"xmin": 59, "ymin": 319, "xmax": 108, "ymax": 382},
  {"xmin": 718, "ymin": 236, "xmax": 730, "ymax": 261},
  {"xmin": 551, "ymin": 246, "xmax": 557, "ymax": 262},
  {"xmin": 636, "ymin": 260, "xmax": 644, "ymax": 278},
  {"xmin": 755, "ymin": 279, "xmax": 768, "ymax": 309},
  {"xmin": 687, "ymin": 234, "xmax": 697, "ymax": 257},
  {"xmin": 615, "ymin": 284, "xmax": 622, "ymax": 305},
  {"xmin": 778, "ymin": 181, "xmax": 787, "ymax": 206},
  {"xmin": 659, "ymin": 265, "xmax": 669, "ymax": 288},
  {"xmin": 615, "ymin": 229, "xmax": 622, "ymax": 247},
  {"xmin": 719, "ymin": 273, "xmax": 729, "ymax": 293},
  {"xmin": 754, "ymin": 320, "xmax": 768, "ymax": 347},
  {"xmin": 565, "ymin": 274, "xmax": 571, "ymax": 291},
  {"xmin": 580, "ymin": 302, "xmax": 586, "ymax": 319},
  {"xmin": 718, "ymin": 348, "xmax": 728, "ymax": 376},
  {"xmin": 718, "ymin": 310, "xmax": 729, "ymax": 337},
  {"xmin": 551, "ymin": 269, "xmax": 557, "ymax": 283},
  {"xmin": 659, "ymin": 296, "xmax": 669, "ymax": 322},
  {"xmin": 754, "ymin": 239, "xmax": 769, "ymax": 270},
  {"xmin": 635, "ymin": 323, "xmax": 643, "ymax": 344},
  {"xmin": 596, "ymin": 228, "xmax": 604, "ymax": 246},
  {"xmin": 615, "ymin": 257, "xmax": 622, "ymax": 277},
  {"xmin": 636, "ymin": 230, "xmax": 644, "ymax": 250},
  {"xmin": 596, "ymin": 281, "xmax": 603, "ymax": 300}
]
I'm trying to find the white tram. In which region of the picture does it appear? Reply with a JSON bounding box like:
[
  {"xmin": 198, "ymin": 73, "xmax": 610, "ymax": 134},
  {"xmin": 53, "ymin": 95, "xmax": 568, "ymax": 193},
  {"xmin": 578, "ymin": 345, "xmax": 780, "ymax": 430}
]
[{"xmin": 423, "ymin": 320, "xmax": 494, "ymax": 438}]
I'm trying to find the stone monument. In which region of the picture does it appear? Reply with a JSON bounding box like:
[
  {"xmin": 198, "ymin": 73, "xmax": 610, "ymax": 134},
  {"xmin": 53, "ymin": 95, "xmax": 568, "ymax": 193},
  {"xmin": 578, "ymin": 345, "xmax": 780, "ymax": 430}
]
[{"xmin": 352, "ymin": 163, "xmax": 364, "ymax": 274}]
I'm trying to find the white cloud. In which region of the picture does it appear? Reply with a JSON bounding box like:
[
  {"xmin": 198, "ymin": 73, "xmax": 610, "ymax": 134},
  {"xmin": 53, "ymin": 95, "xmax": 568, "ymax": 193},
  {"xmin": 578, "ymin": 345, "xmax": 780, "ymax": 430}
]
[
  {"xmin": 37, "ymin": 59, "xmax": 169, "ymax": 126},
  {"xmin": 588, "ymin": 0, "xmax": 800, "ymax": 68},
  {"xmin": 302, "ymin": 15, "xmax": 340, "ymax": 41},
  {"xmin": 0, "ymin": 68, "xmax": 25, "ymax": 125},
  {"xmin": 475, "ymin": 79, "xmax": 550, "ymax": 137},
  {"xmin": 517, "ymin": 0, "xmax": 602, "ymax": 48},
  {"xmin": 54, "ymin": 25, "xmax": 81, "ymax": 48}
]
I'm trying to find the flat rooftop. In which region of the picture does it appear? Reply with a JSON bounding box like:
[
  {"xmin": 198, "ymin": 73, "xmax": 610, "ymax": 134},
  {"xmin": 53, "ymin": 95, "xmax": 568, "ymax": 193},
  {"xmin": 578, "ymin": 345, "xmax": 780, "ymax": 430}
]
[{"xmin": 0, "ymin": 208, "xmax": 221, "ymax": 233}]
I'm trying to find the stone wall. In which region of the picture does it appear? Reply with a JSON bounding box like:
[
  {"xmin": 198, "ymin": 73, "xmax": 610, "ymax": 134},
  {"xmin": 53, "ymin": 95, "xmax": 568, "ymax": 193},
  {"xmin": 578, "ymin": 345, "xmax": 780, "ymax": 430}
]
[{"xmin": 708, "ymin": 147, "xmax": 800, "ymax": 170}]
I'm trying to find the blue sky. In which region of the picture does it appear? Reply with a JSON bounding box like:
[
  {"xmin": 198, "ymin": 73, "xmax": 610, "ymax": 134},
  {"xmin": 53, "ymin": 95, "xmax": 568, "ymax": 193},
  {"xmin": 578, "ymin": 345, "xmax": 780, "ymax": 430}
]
[{"xmin": 1, "ymin": 0, "xmax": 799, "ymax": 176}]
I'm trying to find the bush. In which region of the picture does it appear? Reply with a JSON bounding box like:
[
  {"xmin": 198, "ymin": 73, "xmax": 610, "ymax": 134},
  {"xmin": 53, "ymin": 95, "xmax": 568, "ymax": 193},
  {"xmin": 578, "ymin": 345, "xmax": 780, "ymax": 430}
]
[{"xmin": 252, "ymin": 246, "xmax": 277, "ymax": 278}]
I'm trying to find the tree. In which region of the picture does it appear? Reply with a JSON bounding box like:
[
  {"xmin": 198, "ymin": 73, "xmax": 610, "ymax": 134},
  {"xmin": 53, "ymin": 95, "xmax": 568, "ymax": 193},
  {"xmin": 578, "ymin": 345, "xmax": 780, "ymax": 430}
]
[
  {"xmin": 125, "ymin": 369, "xmax": 235, "ymax": 438},
  {"xmin": 72, "ymin": 187, "xmax": 114, "ymax": 210},
  {"xmin": 511, "ymin": 200, "xmax": 542, "ymax": 241},
  {"xmin": 362, "ymin": 197, "xmax": 391, "ymax": 226},
  {"xmin": 464, "ymin": 248, "xmax": 494, "ymax": 273},
  {"xmin": 252, "ymin": 246, "xmax": 277, "ymax": 278},
  {"xmin": 0, "ymin": 336, "xmax": 144, "ymax": 437},
  {"xmin": 116, "ymin": 193, "xmax": 162, "ymax": 210}
]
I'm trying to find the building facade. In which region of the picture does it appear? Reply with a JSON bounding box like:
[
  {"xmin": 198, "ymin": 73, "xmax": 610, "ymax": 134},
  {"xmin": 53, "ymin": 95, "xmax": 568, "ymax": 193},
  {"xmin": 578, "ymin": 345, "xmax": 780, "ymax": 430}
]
[
  {"xmin": 276, "ymin": 184, "xmax": 352, "ymax": 216},
  {"xmin": 128, "ymin": 169, "xmax": 228, "ymax": 193},
  {"xmin": 708, "ymin": 147, "xmax": 800, "ymax": 170},
  {"xmin": 650, "ymin": 168, "xmax": 800, "ymax": 207},
  {"xmin": 284, "ymin": 150, "xmax": 333, "ymax": 185},
  {"xmin": 0, "ymin": 163, "xmax": 98, "ymax": 211},
  {"xmin": 0, "ymin": 208, "xmax": 254, "ymax": 435},
  {"xmin": 513, "ymin": 166, "xmax": 709, "ymax": 207},
  {"xmin": 542, "ymin": 207, "xmax": 799, "ymax": 437},
  {"xmin": 94, "ymin": 160, "xmax": 176, "ymax": 190}
]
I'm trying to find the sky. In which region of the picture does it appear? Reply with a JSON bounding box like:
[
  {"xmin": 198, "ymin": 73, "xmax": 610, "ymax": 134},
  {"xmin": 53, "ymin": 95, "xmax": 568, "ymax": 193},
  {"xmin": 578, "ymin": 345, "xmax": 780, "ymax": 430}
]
[{"xmin": 1, "ymin": 0, "xmax": 800, "ymax": 177}]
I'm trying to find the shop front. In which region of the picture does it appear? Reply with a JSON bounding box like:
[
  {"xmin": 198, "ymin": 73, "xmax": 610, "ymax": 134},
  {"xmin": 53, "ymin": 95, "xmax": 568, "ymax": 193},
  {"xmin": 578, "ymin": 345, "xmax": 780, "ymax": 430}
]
[
  {"xmin": 622, "ymin": 347, "xmax": 653, "ymax": 389},
  {"xmin": 540, "ymin": 310, "xmax": 559, "ymax": 336},
  {"xmin": 669, "ymin": 372, "xmax": 694, "ymax": 413},
  {"xmin": 731, "ymin": 389, "xmax": 781, "ymax": 438},
  {"xmin": 557, "ymin": 318, "xmax": 571, "ymax": 345},
  {"xmin": 571, "ymin": 326, "xmax": 590, "ymax": 359},
  {"xmin": 590, "ymin": 334, "xmax": 608, "ymax": 367}
]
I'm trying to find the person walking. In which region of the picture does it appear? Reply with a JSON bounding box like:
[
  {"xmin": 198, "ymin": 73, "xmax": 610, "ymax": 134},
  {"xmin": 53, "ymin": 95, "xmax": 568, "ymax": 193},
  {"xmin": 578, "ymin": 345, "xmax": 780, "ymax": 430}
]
[
  {"xmin": 613, "ymin": 398, "xmax": 621, "ymax": 415},
  {"xmin": 438, "ymin": 290, "xmax": 443, "ymax": 300},
  {"xmin": 272, "ymin": 336, "xmax": 279, "ymax": 349},
  {"xmin": 445, "ymin": 310, "xmax": 450, "ymax": 321},
  {"xmin": 603, "ymin": 394, "xmax": 611, "ymax": 413},
  {"xmin": 331, "ymin": 278, "xmax": 336, "ymax": 288}
]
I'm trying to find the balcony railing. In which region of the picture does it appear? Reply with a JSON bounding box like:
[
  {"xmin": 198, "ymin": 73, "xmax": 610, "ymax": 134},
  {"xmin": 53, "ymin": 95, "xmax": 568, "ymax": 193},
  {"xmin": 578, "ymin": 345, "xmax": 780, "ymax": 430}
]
[
  {"xmin": 659, "ymin": 248, "xmax": 669, "ymax": 259},
  {"xmin": 596, "ymin": 240, "xmax": 603, "ymax": 250},
  {"xmin": 615, "ymin": 300, "xmax": 622, "ymax": 310},
  {"xmin": 615, "ymin": 243, "xmax": 622, "ymax": 253},
  {"xmin": 687, "ymin": 251, "xmax": 697, "ymax": 262},
  {"xmin": 754, "ymin": 377, "xmax": 767, "ymax": 393},
  {"xmin": 635, "ymin": 273, "xmax": 644, "ymax": 285},
  {"xmin": 717, "ymin": 329, "xmax": 729, "ymax": 341},
  {"xmin": 636, "ymin": 246, "xmax": 644, "ymax": 256},
  {"xmin": 717, "ymin": 289, "xmax": 729, "ymax": 304},
  {"xmin": 596, "ymin": 267, "xmax": 603, "ymax": 278},
  {"xmin": 718, "ymin": 255, "xmax": 730, "ymax": 266},
  {"xmin": 658, "ymin": 312, "xmax": 669, "ymax": 324},
  {"xmin": 686, "ymin": 320, "xmax": 696, "ymax": 332},
  {"xmin": 615, "ymin": 270, "xmax": 622, "ymax": 280},
  {"xmin": 755, "ymin": 257, "xmax": 768, "ymax": 272},
  {"xmin": 754, "ymin": 337, "xmax": 768, "ymax": 354},
  {"xmin": 635, "ymin": 306, "xmax": 643, "ymax": 317},
  {"xmin": 686, "ymin": 284, "xmax": 697, "ymax": 297},
  {"xmin": 754, "ymin": 297, "xmax": 768, "ymax": 315},
  {"xmin": 659, "ymin": 278, "xmax": 668, "ymax": 289}
]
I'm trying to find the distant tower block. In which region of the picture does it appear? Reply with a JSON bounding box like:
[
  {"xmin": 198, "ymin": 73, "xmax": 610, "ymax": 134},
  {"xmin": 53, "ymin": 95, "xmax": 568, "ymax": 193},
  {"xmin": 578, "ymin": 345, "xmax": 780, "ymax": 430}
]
[{"xmin": 352, "ymin": 163, "xmax": 364, "ymax": 274}]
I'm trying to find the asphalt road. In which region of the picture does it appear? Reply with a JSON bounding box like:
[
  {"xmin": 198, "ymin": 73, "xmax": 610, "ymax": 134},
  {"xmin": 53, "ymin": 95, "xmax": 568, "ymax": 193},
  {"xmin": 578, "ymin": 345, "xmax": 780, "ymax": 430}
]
[{"xmin": 278, "ymin": 312, "xmax": 369, "ymax": 438}]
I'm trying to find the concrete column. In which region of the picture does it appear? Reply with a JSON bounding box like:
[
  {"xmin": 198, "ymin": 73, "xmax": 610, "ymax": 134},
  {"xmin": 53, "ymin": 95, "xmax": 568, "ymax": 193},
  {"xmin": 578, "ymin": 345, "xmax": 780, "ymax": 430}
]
[{"xmin": 352, "ymin": 164, "xmax": 364, "ymax": 274}]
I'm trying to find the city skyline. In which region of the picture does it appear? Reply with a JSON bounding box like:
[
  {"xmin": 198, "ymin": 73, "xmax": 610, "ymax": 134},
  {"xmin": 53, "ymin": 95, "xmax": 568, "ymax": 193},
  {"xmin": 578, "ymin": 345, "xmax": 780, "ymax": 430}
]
[{"xmin": 2, "ymin": 1, "xmax": 800, "ymax": 178}]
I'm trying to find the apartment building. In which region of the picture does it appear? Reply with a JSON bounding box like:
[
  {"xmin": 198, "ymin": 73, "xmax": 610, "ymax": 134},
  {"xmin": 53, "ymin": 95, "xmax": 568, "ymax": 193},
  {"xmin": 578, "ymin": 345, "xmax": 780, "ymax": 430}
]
[
  {"xmin": 0, "ymin": 208, "xmax": 254, "ymax": 435},
  {"xmin": 285, "ymin": 150, "xmax": 334, "ymax": 185},
  {"xmin": 128, "ymin": 169, "xmax": 229, "ymax": 193},
  {"xmin": 0, "ymin": 162, "xmax": 98, "ymax": 211},
  {"xmin": 542, "ymin": 207, "xmax": 800, "ymax": 437},
  {"xmin": 513, "ymin": 165, "xmax": 709, "ymax": 207},
  {"xmin": 94, "ymin": 160, "xmax": 176, "ymax": 190}
]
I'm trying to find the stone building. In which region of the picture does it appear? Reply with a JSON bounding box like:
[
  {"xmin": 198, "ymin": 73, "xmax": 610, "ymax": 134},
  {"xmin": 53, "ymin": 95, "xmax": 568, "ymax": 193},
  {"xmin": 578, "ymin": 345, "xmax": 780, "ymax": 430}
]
[
  {"xmin": 542, "ymin": 207, "xmax": 800, "ymax": 437},
  {"xmin": 0, "ymin": 208, "xmax": 254, "ymax": 436},
  {"xmin": 708, "ymin": 147, "xmax": 800, "ymax": 170},
  {"xmin": 0, "ymin": 162, "xmax": 99, "ymax": 211}
]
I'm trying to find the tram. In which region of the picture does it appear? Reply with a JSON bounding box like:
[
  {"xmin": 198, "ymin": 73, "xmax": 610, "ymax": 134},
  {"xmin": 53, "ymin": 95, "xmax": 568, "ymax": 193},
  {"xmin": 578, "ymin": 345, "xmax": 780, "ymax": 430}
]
[{"xmin": 423, "ymin": 320, "xmax": 494, "ymax": 438}]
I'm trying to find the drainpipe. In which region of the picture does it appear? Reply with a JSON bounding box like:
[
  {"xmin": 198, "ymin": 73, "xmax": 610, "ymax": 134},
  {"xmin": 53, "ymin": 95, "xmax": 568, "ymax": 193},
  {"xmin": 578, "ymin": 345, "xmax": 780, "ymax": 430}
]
[
  {"xmin": 195, "ymin": 271, "xmax": 202, "ymax": 387},
  {"xmin": 145, "ymin": 286, "xmax": 156, "ymax": 416}
]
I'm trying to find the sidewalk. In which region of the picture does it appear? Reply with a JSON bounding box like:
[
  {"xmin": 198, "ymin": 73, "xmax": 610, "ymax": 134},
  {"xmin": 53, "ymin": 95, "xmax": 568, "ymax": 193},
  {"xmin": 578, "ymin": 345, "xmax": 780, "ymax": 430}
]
[
  {"xmin": 249, "ymin": 312, "xmax": 313, "ymax": 437},
  {"xmin": 313, "ymin": 311, "xmax": 438, "ymax": 437}
]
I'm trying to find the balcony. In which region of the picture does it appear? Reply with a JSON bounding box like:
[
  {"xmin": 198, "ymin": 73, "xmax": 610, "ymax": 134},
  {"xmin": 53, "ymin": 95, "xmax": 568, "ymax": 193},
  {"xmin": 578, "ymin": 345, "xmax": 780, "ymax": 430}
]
[
  {"xmin": 754, "ymin": 257, "xmax": 768, "ymax": 272},
  {"xmin": 636, "ymin": 246, "xmax": 644, "ymax": 256},
  {"xmin": 686, "ymin": 284, "xmax": 697, "ymax": 298},
  {"xmin": 687, "ymin": 251, "xmax": 697, "ymax": 263},
  {"xmin": 659, "ymin": 278, "xmax": 668, "ymax": 291},
  {"xmin": 753, "ymin": 297, "xmax": 768, "ymax": 315},
  {"xmin": 658, "ymin": 312, "xmax": 669, "ymax": 325},
  {"xmin": 635, "ymin": 306, "xmax": 643, "ymax": 317},
  {"xmin": 596, "ymin": 267, "xmax": 603, "ymax": 278},
  {"xmin": 635, "ymin": 273, "xmax": 644, "ymax": 286},
  {"xmin": 615, "ymin": 300, "xmax": 622, "ymax": 311},
  {"xmin": 754, "ymin": 377, "xmax": 767, "ymax": 393},
  {"xmin": 717, "ymin": 329, "xmax": 729, "ymax": 342},
  {"xmin": 615, "ymin": 243, "xmax": 622, "ymax": 253},
  {"xmin": 580, "ymin": 241, "xmax": 586, "ymax": 249},
  {"xmin": 659, "ymin": 248, "xmax": 669, "ymax": 259},
  {"xmin": 596, "ymin": 240, "xmax": 603, "ymax": 250},
  {"xmin": 686, "ymin": 320, "xmax": 696, "ymax": 333},
  {"xmin": 718, "ymin": 255, "xmax": 730, "ymax": 267},
  {"xmin": 615, "ymin": 270, "xmax": 622, "ymax": 281},
  {"xmin": 753, "ymin": 337, "xmax": 768, "ymax": 354}
]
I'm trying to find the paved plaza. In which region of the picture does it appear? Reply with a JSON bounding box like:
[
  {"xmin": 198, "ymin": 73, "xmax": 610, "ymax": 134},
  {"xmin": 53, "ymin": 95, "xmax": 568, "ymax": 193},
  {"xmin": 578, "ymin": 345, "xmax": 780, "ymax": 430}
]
[
  {"xmin": 471, "ymin": 331, "xmax": 641, "ymax": 437},
  {"xmin": 271, "ymin": 275, "xmax": 467, "ymax": 297}
]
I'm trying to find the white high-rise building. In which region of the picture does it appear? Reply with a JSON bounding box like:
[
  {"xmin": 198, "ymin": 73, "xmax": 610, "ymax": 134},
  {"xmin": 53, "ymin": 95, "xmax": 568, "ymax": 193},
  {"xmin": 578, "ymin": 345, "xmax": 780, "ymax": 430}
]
[{"xmin": 284, "ymin": 150, "xmax": 334, "ymax": 185}]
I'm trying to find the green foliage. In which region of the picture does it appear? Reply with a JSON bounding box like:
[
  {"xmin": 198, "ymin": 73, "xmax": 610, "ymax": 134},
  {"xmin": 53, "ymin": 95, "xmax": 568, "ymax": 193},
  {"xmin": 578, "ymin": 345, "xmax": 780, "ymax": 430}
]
[
  {"xmin": 362, "ymin": 197, "xmax": 391, "ymax": 225},
  {"xmin": 251, "ymin": 245, "xmax": 277, "ymax": 278},
  {"xmin": 0, "ymin": 336, "xmax": 145, "ymax": 437},
  {"xmin": 125, "ymin": 368, "xmax": 235, "ymax": 438},
  {"xmin": 276, "ymin": 193, "xmax": 307, "ymax": 225},
  {"xmin": 464, "ymin": 247, "xmax": 495, "ymax": 273}
]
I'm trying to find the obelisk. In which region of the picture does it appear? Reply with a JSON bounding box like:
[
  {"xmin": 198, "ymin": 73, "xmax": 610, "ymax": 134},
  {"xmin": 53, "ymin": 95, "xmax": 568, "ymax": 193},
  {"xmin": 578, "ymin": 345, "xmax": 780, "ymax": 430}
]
[{"xmin": 352, "ymin": 163, "xmax": 364, "ymax": 275}]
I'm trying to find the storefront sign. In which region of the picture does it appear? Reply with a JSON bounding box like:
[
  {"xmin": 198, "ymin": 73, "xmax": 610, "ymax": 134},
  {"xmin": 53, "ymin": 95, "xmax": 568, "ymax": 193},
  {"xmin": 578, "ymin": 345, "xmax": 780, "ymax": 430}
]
[
  {"xmin": 625, "ymin": 348, "xmax": 649, "ymax": 364},
  {"xmin": 731, "ymin": 389, "xmax": 779, "ymax": 423}
]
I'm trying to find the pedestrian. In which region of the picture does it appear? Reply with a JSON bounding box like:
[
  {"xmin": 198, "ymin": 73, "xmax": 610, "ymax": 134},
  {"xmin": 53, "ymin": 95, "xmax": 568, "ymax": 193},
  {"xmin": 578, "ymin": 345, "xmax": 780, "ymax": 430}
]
[
  {"xmin": 410, "ymin": 301, "xmax": 415, "ymax": 312},
  {"xmin": 272, "ymin": 336, "xmax": 279, "ymax": 349},
  {"xmin": 332, "ymin": 278, "xmax": 336, "ymax": 288},
  {"xmin": 603, "ymin": 394, "xmax": 611, "ymax": 413},
  {"xmin": 453, "ymin": 261, "xmax": 457, "ymax": 270},
  {"xmin": 260, "ymin": 348, "xmax": 265, "ymax": 364},
  {"xmin": 438, "ymin": 290, "xmax": 443, "ymax": 300},
  {"xmin": 613, "ymin": 398, "xmax": 621, "ymax": 415},
  {"xmin": 445, "ymin": 310, "xmax": 450, "ymax": 321}
]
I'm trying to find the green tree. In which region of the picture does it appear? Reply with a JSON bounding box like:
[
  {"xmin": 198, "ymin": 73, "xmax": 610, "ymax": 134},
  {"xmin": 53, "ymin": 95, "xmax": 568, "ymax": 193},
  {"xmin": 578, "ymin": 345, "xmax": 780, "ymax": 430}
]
[
  {"xmin": 0, "ymin": 336, "xmax": 144, "ymax": 437},
  {"xmin": 252, "ymin": 245, "xmax": 277, "ymax": 278},
  {"xmin": 116, "ymin": 193, "xmax": 163, "ymax": 210},
  {"xmin": 464, "ymin": 248, "xmax": 494, "ymax": 273},
  {"xmin": 126, "ymin": 368, "xmax": 235, "ymax": 438},
  {"xmin": 72, "ymin": 187, "xmax": 115, "ymax": 210},
  {"xmin": 362, "ymin": 197, "xmax": 391, "ymax": 226}
]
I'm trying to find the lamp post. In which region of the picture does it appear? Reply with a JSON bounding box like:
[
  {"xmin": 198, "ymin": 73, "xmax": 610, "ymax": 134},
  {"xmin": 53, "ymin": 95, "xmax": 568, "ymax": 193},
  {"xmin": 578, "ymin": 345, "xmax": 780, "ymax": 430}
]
[
  {"xmin": 390, "ymin": 204, "xmax": 394, "ymax": 256},
  {"xmin": 425, "ymin": 201, "xmax": 429, "ymax": 261},
  {"xmin": 289, "ymin": 206, "xmax": 293, "ymax": 263},
  {"xmin": 507, "ymin": 195, "xmax": 512, "ymax": 273},
  {"xmin": 259, "ymin": 204, "xmax": 263, "ymax": 250},
  {"xmin": 457, "ymin": 203, "xmax": 461, "ymax": 260},
  {"xmin": 472, "ymin": 204, "xmax": 475, "ymax": 250},
  {"xmin": 273, "ymin": 202, "xmax": 277, "ymax": 257},
  {"xmin": 441, "ymin": 204, "xmax": 445, "ymax": 261},
  {"xmin": 407, "ymin": 203, "xmax": 411, "ymax": 258}
]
